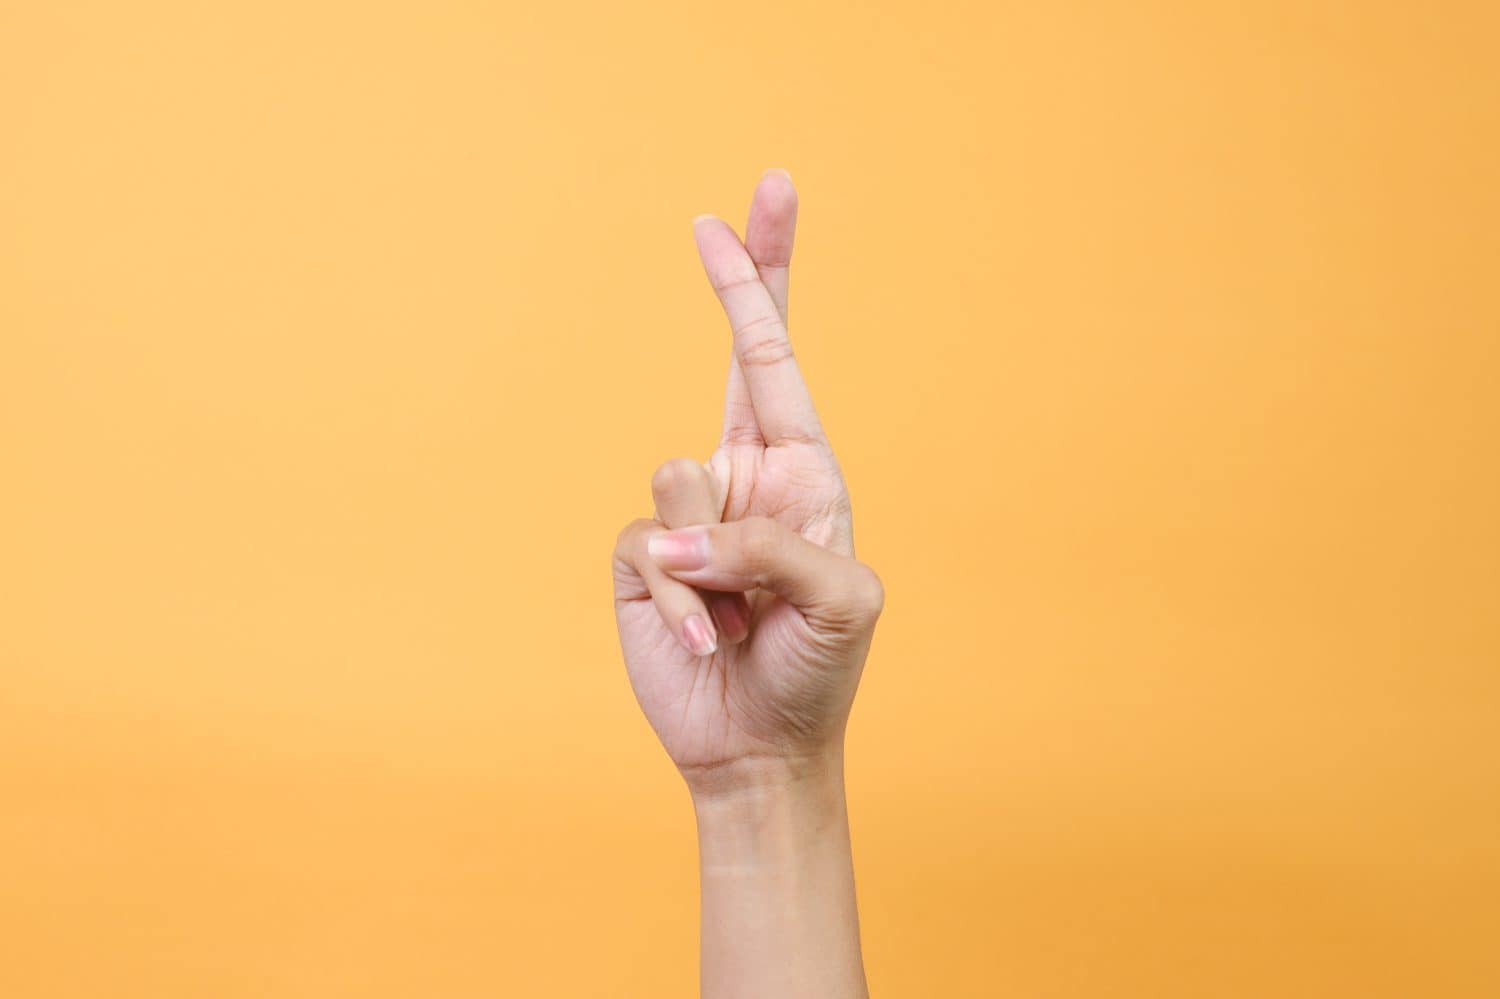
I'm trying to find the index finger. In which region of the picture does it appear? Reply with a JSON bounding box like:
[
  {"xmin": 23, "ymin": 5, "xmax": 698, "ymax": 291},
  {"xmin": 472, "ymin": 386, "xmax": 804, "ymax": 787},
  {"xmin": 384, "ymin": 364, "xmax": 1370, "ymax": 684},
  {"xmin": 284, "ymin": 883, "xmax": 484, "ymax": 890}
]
[{"xmin": 693, "ymin": 215, "xmax": 823, "ymax": 445}]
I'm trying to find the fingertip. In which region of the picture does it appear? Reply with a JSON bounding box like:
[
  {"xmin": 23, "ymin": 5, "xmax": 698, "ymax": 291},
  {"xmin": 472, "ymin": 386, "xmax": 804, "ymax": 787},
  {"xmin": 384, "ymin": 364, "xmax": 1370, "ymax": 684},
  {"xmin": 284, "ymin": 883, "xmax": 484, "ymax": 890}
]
[
  {"xmin": 682, "ymin": 613, "xmax": 718, "ymax": 657},
  {"xmin": 754, "ymin": 169, "xmax": 797, "ymax": 204},
  {"xmin": 692, "ymin": 213, "xmax": 737, "ymax": 250},
  {"xmin": 693, "ymin": 216, "xmax": 756, "ymax": 278},
  {"xmin": 747, "ymin": 172, "xmax": 798, "ymax": 267}
]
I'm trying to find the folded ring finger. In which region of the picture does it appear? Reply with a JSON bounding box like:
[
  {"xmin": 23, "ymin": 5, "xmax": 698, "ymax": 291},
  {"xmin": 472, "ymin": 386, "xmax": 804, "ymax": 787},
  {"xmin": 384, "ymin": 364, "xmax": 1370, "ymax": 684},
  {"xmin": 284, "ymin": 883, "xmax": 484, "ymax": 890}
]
[{"xmin": 651, "ymin": 458, "xmax": 753, "ymax": 644}]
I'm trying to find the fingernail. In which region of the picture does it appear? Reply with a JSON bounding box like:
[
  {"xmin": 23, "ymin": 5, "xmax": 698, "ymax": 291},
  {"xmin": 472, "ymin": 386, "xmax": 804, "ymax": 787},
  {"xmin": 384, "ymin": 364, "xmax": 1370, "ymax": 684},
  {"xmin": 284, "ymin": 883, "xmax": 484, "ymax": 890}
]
[
  {"xmin": 682, "ymin": 614, "xmax": 717, "ymax": 656},
  {"xmin": 648, "ymin": 528, "xmax": 710, "ymax": 571},
  {"xmin": 692, "ymin": 213, "xmax": 718, "ymax": 226},
  {"xmin": 711, "ymin": 596, "xmax": 749, "ymax": 642},
  {"xmin": 763, "ymin": 166, "xmax": 792, "ymax": 181}
]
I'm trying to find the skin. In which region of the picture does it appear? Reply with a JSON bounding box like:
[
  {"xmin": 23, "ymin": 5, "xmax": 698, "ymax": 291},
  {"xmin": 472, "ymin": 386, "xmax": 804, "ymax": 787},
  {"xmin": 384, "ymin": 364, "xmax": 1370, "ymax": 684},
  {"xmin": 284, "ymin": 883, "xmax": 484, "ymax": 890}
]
[{"xmin": 612, "ymin": 170, "xmax": 882, "ymax": 999}]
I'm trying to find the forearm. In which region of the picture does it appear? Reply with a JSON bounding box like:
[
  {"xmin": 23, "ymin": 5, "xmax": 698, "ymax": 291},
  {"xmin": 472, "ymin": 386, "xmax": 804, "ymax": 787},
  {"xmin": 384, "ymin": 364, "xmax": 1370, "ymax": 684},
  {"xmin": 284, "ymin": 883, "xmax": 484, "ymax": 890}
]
[{"xmin": 692, "ymin": 753, "xmax": 868, "ymax": 999}]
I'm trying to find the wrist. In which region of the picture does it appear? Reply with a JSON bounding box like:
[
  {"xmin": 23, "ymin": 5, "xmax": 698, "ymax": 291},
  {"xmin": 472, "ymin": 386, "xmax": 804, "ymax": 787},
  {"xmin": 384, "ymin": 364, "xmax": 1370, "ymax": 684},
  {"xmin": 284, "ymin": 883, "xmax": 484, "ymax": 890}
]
[
  {"xmin": 690, "ymin": 750, "xmax": 850, "ymax": 872},
  {"xmin": 689, "ymin": 745, "xmax": 868, "ymax": 999},
  {"xmin": 682, "ymin": 745, "xmax": 846, "ymax": 805}
]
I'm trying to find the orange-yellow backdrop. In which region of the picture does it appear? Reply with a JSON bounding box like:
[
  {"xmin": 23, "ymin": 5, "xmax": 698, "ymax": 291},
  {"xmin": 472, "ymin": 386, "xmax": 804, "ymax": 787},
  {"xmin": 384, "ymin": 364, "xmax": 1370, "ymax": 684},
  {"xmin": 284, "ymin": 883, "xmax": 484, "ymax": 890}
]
[{"xmin": 3, "ymin": 2, "xmax": 1497, "ymax": 996}]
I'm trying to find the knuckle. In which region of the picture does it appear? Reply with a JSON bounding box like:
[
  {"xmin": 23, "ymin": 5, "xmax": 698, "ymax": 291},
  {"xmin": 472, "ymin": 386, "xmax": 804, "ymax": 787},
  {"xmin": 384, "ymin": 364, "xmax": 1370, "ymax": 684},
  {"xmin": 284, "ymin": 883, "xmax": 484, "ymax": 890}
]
[
  {"xmin": 737, "ymin": 516, "xmax": 783, "ymax": 570},
  {"xmin": 711, "ymin": 271, "xmax": 761, "ymax": 294},
  {"xmin": 614, "ymin": 517, "xmax": 654, "ymax": 558},
  {"xmin": 721, "ymin": 424, "xmax": 764, "ymax": 446},
  {"xmin": 737, "ymin": 324, "xmax": 795, "ymax": 368},
  {"xmin": 650, "ymin": 457, "xmax": 702, "ymax": 500},
  {"xmin": 847, "ymin": 563, "xmax": 886, "ymax": 621}
]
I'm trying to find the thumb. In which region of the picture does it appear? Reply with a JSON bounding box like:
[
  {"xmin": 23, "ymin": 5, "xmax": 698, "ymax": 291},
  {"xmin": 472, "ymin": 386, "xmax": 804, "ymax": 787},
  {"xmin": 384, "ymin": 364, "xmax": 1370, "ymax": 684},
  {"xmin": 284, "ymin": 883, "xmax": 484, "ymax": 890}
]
[{"xmin": 647, "ymin": 517, "xmax": 884, "ymax": 624}]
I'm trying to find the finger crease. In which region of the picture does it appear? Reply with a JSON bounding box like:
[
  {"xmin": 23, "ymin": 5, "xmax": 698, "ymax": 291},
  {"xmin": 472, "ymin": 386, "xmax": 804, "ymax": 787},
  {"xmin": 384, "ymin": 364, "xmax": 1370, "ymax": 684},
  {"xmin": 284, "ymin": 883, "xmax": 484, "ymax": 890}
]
[
  {"xmin": 711, "ymin": 275, "xmax": 763, "ymax": 294},
  {"xmin": 738, "ymin": 334, "xmax": 796, "ymax": 368}
]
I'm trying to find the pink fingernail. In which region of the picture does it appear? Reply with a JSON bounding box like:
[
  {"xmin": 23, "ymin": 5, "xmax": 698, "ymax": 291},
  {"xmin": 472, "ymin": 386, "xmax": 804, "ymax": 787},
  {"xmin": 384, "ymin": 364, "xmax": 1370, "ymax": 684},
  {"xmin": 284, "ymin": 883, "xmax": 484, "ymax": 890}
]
[
  {"xmin": 648, "ymin": 528, "xmax": 710, "ymax": 571},
  {"xmin": 683, "ymin": 614, "xmax": 717, "ymax": 656},
  {"xmin": 711, "ymin": 595, "xmax": 749, "ymax": 642}
]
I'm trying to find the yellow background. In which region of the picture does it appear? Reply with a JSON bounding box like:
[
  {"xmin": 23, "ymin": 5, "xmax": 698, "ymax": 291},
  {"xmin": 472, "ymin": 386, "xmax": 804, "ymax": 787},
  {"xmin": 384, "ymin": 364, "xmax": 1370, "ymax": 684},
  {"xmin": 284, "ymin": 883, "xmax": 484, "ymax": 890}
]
[{"xmin": 3, "ymin": 2, "xmax": 1497, "ymax": 995}]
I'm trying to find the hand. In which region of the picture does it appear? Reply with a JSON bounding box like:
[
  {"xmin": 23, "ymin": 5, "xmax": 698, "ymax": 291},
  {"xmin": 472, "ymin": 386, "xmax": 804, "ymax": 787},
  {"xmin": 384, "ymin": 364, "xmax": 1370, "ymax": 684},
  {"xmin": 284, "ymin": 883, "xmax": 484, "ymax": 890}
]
[{"xmin": 612, "ymin": 170, "xmax": 884, "ymax": 796}]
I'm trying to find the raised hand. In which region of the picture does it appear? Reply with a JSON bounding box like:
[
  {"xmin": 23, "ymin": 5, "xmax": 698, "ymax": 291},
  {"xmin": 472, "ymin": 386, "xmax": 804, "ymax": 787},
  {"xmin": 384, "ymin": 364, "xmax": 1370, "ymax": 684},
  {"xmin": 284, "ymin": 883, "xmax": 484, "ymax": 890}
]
[
  {"xmin": 611, "ymin": 170, "xmax": 883, "ymax": 794},
  {"xmin": 613, "ymin": 170, "xmax": 878, "ymax": 998}
]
